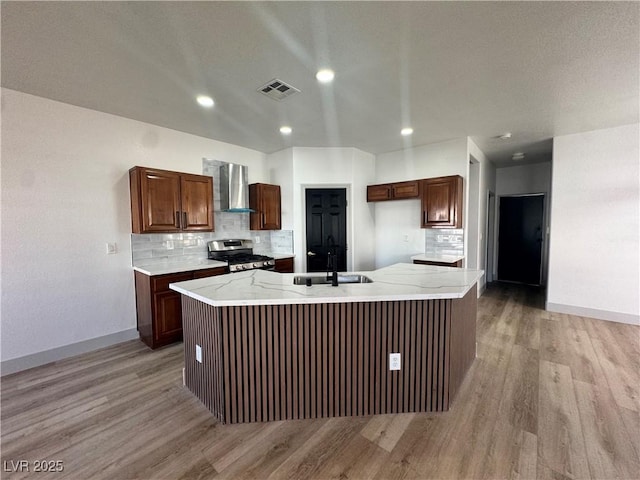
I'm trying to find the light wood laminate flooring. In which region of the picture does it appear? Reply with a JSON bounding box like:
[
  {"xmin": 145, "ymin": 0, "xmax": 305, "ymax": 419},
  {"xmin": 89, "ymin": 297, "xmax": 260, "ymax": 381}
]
[{"xmin": 2, "ymin": 283, "xmax": 639, "ymax": 479}]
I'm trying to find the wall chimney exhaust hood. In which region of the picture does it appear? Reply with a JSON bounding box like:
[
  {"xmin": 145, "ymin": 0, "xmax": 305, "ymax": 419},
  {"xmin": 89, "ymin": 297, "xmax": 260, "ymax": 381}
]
[{"xmin": 219, "ymin": 163, "xmax": 253, "ymax": 212}]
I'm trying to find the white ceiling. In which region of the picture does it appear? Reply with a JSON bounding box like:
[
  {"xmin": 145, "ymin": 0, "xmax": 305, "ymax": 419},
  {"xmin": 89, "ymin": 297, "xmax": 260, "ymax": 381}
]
[{"xmin": 2, "ymin": 1, "xmax": 638, "ymax": 166}]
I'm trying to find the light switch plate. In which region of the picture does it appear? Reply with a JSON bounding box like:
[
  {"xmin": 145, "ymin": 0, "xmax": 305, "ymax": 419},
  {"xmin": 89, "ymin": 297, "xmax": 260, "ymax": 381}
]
[
  {"xmin": 195, "ymin": 344, "xmax": 203, "ymax": 363},
  {"xmin": 106, "ymin": 242, "xmax": 117, "ymax": 255}
]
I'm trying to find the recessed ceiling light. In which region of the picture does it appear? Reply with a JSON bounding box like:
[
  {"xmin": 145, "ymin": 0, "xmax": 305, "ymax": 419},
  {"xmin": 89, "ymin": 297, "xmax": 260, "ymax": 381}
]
[
  {"xmin": 401, "ymin": 127, "xmax": 414, "ymax": 136},
  {"xmin": 279, "ymin": 126, "xmax": 292, "ymax": 135},
  {"xmin": 512, "ymin": 152, "xmax": 525, "ymax": 161},
  {"xmin": 316, "ymin": 69, "xmax": 335, "ymax": 83},
  {"xmin": 196, "ymin": 95, "xmax": 214, "ymax": 108},
  {"xmin": 499, "ymin": 132, "xmax": 512, "ymax": 140}
]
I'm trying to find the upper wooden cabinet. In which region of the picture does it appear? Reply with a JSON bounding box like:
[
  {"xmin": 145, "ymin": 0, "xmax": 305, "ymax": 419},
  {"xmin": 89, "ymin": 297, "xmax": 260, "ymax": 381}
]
[
  {"xmin": 367, "ymin": 180, "xmax": 420, "ymax": 202},
  {"xmin": 249, "ymin": 183, "xmax": 281, "ymax": 230},
  {"xmin": 420, "ymin": 175, "xmax": 463, "ymax": 229},
  {"xmin": 129, "ymin": 166, "xmax": 214, "ymax": 234}
]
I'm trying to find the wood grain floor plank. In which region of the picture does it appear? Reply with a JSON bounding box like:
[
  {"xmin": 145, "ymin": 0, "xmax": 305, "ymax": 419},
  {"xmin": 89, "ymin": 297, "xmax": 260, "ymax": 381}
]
[
  {"xmin": 540, "ymin": 318, "xmax": 606, "ymax": 386},
  {"xmin": 589, "ymin": 336, "xmax": 640, "ymax": 412},
  {"xmin": 214, "ymin": 419, "xmax": 323, "ymax": 480},
  {"xmin": 538, "ymin": 360, "xmax": 590, "ymax": 479},
  {"xmin": 498, "ymin": 344, "xmax": 539, "ymax": 435},
  {"xmin": 574, "ymin": 379, "xmax": 640, "ymax": 479},
  {"xmin": 618, "ymin": 406, "xmax": 640, "ymax": 462},
  {"xmin": 359, "ymin": 412, "xmax": 415, "ymax": 453},
  {"xmin": 266, "ymin": 416, "xmax": 368, "ymax": 480},
  {"xmin": 313, "ymin": 433, "xmax": 391, "ymax": 480}
]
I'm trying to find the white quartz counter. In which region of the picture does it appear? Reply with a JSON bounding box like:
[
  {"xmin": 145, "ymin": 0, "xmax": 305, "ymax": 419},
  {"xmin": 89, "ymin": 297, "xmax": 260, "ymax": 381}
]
[
  {"xmin": 133, "ymin": 259, "xmax": 227, "ymax": 276},
  {"xmin": 410, "ymin": 254, "xmax": 465, "ymax": 264},
  {"xmin": 170, "ymin": 263, "xmax": 483, "ymax": 307},
  {"xmin": 132, "ymin": 252, "xmax": 294, "ymax": 276}
]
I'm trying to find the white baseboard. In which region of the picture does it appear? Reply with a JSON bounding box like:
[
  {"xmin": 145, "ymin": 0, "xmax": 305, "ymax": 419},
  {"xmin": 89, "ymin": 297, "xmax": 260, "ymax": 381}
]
[
  {"xmin": 1, "ymin": 328, "xmax": 139, "ymax": 376},
  {"xmin": 546, "ymin": 302, "xmax": 639, "ymax": 326}
]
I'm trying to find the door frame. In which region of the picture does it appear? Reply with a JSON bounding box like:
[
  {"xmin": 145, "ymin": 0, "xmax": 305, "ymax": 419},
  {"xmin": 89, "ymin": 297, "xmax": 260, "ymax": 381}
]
[
  {"xmin": 485, "ymin": 190, "xmax": 496, "ymax": 283},
  {"xmin": 496, "ymin": 192, "xmax": 547, "ymax": 286},
  {"xmin": 301, "ymin": 184, "xmax": 352, "ymax": 273}
]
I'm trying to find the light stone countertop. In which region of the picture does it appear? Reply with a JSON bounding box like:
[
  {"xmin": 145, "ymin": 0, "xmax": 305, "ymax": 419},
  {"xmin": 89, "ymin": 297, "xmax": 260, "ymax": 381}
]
[
  {"xmin": 170, "ymin": 262, "xmax": 483, "ymax": 307},
  {"xmin": 133, "ymin": 259, "xmax": 228, "ymax": 276},
  {"xmin": 410, "ymin": 254, "xmax": 465, "ymax": 264},
  {"xmin": 132, "ymin": 252, "xmax": 294, "ymax": 276}
]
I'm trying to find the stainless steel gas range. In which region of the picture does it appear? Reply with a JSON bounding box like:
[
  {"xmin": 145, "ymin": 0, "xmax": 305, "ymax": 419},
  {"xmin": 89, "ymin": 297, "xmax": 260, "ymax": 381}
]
[{"xmin": 207, "ymin": 239, "xmax": 275, "ymax": 273}]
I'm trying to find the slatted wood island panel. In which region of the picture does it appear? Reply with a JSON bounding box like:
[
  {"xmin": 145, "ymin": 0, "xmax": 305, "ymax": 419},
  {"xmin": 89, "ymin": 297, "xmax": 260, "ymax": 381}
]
[{"xmin": 180, "ymin": 285, "xmax": 477, "ymax": 424}]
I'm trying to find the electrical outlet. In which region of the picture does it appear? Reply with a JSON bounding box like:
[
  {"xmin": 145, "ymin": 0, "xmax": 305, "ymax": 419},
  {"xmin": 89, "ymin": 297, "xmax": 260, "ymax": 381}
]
[
  {"xmin": 195, "ymin": 344, "xmax": 203, "ymax": 363},
  {"xmin": 105, "ymin": 242, "xmax": 117, "ymax": 254},
  {"xmin": 389, "ymin": 353, "xmax": 401, "ymax": 371},
  {"xmin": 403, "ymin": 234, "xmax": 409, "ymax": 242},
  {"xmin": 254, "ymin": 236, "xmax": 261, "ymax": 244}
]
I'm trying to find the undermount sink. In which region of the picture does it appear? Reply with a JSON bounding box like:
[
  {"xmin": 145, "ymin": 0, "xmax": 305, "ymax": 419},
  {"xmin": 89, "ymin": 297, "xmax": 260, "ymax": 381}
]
[{"xmin": 293, "ymin": 274, "xmax": 373, "ymax": 285}]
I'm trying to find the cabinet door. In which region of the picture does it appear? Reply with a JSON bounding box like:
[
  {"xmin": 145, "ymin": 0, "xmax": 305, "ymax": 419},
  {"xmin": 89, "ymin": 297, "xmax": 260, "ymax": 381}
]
[
  {"xmin": 139, "ymin": 168, "xmax": 182, "ymax": 232},
  {"xmin": 261, "ymin": 184, "xmax": 281, "ymax": 230},
  {"xmin": 421, "ymin": 176, "xmax": 462, "ymax": 228},
  {"xmin": 391, "ymin": 181, "xmax": 419, "ymax": 199},
  {"xmin": 367, "ymin": 184, "xmax": 392, "ymax": 202},
  {"xmin": 180, "ymin": 174, "xmax": 214, "ymax": 231},
  {"xmin": 153, "ymin": 291, "xmax": 184, "ymax": 344},
  {"xmin": 250, "ymin": 183, "xmax": 281, "ymax": 230},
  {"xmin": 274, "ymin": 257, "xmax": 294, "ymax": 273}
]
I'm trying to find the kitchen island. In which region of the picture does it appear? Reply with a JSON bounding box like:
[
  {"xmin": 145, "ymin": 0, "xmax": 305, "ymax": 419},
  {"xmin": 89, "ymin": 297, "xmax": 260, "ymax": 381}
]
[{"xmin": 170, "ymin": 263, "xmax": 482, "ymax": 424}]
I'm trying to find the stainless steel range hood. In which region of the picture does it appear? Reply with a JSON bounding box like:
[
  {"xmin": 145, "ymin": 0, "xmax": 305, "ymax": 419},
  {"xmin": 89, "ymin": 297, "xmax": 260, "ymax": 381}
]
[{"xmin": 219, "ymin": 163, "xmax": 253, "ymax": 212}]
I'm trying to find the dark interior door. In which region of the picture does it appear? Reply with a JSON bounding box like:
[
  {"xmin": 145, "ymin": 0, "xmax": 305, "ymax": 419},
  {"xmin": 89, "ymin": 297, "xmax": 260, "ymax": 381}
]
[
  {"xmin": 498, "ymin": 195, "xmax": 544, "ymax": 285},
  {"xmin": 305, "ymin": 189, "xmax": 347, "ymax": 273}
]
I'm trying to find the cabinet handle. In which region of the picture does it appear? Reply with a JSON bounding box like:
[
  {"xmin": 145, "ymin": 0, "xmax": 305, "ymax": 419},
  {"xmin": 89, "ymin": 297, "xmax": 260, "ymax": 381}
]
[
  {"xmin": 175, "ymin": 211, "xmax": 181, "ymax": 228},
  {"xmin": 182, "ymin": 211, "xmax": 188, "ymax": 229},
  {"xmin": 262, "ymin": 213, "xmax": 266, "ymax": 227}
]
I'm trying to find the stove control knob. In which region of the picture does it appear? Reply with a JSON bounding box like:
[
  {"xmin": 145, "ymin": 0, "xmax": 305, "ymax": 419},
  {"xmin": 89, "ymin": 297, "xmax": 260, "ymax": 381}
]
[{"xmin": 253, "ymin": 262, "xmax": 261, "ymax": 268}]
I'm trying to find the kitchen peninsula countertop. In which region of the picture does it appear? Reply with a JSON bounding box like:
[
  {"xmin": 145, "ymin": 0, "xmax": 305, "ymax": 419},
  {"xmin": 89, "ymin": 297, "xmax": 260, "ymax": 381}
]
[
  {"xmin": 133, "ymin": 259, "xmax": 227, "ymax": 276},
  {"xmin": 170, "ymin": 262, "xmax": 483, "ymax": 307},
  {"xmin": 410, "ymin": 254, "xmax": 465, "ymax": 264},
  {"xmin": 132, "ymin": 252, "xmax": 294, "ymax": 276}
]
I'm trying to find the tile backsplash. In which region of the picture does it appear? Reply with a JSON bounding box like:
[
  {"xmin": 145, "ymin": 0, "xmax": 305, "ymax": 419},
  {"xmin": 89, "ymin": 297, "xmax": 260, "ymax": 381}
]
[
  {"xmin": 132, "ymin": 158, "xmax": 293, "ymax": 266},
  {"xmin": 424, "ymin": 228, "xmax": 464, "ymax": 256},
  {"xmin": 131, "ymin": 230, "xmax": 294, "ymax": 266}
]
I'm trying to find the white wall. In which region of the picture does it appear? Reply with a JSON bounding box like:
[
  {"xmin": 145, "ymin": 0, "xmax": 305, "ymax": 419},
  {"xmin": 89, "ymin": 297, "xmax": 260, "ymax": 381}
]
[
  {"xmin": 496, "ymin": 162, "xmax": 552, "ymax": 196},
  {"xmin": 548, "ymin": 124, "xmax": 639, "ymax": 324},
  {"xmin": 282, "ymin": 147, "xmax": 376, "ymax": 273},
  {"xmin": 1, "ymin": 89, "xmax": 267, "ymax": 363},
  {"xmin": 374, "ymin": 138, "xmax": 469, "ymax": 268},
  {"xmin": 468, "ymin": 138, "xmax": 496, "ymax": 292}
]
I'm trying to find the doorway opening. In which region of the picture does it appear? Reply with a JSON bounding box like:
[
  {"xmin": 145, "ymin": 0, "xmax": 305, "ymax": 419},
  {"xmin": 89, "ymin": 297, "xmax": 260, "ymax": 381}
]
[
  {"xmin": 497, "ymin": 194, "xmax": 545, "ymax": 286},
  {"xmin": 304, "ymin": 188, "xmax": 347, "ymax": 273}
]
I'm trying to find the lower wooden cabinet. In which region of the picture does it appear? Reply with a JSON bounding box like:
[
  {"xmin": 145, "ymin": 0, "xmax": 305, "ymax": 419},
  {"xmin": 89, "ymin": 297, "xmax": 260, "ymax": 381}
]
[
  {"xmin": 135, "ymin": 266, "xmax": 227, "ymax": 349},
  {"xmin": 273, "ymin": 257, "xmax": 294, "ymax": 273}
]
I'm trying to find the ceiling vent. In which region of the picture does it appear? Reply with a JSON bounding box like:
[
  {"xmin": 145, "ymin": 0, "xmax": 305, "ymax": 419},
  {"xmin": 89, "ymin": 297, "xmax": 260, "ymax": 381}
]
[{"xmin": 258, "ymin": 78, "xmax": 301, "ymax": 101}]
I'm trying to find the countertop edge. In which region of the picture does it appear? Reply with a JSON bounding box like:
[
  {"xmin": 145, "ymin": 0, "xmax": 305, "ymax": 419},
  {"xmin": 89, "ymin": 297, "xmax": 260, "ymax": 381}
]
[
  {"xmin": 133, "ymin": 260, "xmax": 227, "ymax": 276},
  {"xmin": 410, "ymin": 254, "xmax": 465, "ymax": 263}
]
